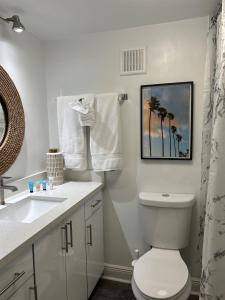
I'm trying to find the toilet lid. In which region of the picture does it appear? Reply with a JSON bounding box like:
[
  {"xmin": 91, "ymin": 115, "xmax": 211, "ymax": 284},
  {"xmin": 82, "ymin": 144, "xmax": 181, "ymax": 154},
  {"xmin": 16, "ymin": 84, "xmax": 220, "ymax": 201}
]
[{"xmin": 133, "ymin": 248, "xmax": 189, "ymax": 299}]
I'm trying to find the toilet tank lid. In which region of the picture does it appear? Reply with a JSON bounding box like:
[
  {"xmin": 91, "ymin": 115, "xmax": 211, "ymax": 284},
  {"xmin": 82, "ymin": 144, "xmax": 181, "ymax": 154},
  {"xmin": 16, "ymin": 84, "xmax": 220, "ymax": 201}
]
[{"xmin": 139, "ymin": 192, "xmax": 195, "ymax": 208}]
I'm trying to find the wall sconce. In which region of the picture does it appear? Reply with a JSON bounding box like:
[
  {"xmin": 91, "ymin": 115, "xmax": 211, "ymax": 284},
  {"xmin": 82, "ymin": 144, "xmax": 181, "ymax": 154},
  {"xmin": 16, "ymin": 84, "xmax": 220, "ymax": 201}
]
[{"xmin": 0, "ymin": 15, "xmax": 25, "ymax": 33}]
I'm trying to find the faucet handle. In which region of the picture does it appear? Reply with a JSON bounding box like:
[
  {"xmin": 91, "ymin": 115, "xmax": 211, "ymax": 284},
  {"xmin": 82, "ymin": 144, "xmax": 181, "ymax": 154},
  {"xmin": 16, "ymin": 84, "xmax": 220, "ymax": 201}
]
[
  {"xmin": 0, "ymin": 176, "xmax": 11, "ymax": 183},
  {"xmin": 0, "ymin": 176, "xmax": 12, "ymax": 182}
]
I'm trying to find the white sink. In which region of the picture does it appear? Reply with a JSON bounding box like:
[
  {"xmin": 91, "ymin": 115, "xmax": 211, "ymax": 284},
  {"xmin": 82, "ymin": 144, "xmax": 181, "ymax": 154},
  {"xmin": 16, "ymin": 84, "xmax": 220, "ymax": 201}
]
[{"xmin": 0, "ymin": 196, "xmax": 66, "ymax": 223}]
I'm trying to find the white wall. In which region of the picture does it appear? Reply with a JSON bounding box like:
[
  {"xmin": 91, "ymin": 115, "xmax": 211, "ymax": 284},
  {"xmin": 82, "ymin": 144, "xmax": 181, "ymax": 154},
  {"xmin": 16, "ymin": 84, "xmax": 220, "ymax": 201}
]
[
  {"xmin": 0, "ymin": 25, "xmax": 49, "ymax": 179},
  {"xmin": 45, "ymin": 17, "xmax": 208, "ymax": 277}
]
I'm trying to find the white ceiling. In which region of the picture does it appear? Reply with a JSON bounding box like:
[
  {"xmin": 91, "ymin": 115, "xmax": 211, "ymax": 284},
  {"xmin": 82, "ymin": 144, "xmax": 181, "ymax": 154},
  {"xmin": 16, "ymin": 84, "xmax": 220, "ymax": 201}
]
[{"xmin": 0, "ymin": 0, "xmax": 221, "ymax": 40}]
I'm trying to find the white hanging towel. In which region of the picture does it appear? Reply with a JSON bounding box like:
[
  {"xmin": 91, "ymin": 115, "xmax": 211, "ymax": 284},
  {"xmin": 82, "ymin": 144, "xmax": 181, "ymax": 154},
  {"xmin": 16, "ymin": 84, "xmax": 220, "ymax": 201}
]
[
  {"xmin": 90, "ymin": 93, "xmax": 123, "ymax": 171},
  {"xmin": 70, "ymin": 94, "xmax": 95, "ymax": 127},
  {"xmin": 57, "ymin": 96, "xmax": 87, "ymax": 170}
]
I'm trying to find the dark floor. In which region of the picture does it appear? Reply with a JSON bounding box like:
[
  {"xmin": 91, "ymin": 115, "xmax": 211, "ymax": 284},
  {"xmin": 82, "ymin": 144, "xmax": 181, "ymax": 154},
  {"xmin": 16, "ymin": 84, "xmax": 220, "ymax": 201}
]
[{"xmin": 90, "ymin": 279, "xmax": 199, "ymax": 300}]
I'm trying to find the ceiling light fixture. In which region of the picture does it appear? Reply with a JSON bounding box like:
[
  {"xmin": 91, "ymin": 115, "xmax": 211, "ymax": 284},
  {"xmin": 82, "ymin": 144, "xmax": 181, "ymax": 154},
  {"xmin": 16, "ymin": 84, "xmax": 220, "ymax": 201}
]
[{"xmin": 0, "ymin": 15, "xmax": 25, "ymax": 33}]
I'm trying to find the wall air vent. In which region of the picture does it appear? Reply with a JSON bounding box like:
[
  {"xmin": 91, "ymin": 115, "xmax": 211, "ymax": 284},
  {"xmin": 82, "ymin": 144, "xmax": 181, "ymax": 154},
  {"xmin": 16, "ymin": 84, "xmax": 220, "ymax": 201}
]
[{"xmin": 120, "ymin": 48, "xmax": 146, "ymax": 76}]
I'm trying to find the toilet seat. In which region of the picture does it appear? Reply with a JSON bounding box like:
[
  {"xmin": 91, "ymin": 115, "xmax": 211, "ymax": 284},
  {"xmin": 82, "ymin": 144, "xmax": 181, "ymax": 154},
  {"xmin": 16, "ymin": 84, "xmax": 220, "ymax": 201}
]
[
  {"xmin": 132, "ymin": 275, "xmax": 191, "ymax": 300},
  {"xmin": 133, "ymin": 248, "xmax": 190, "ymax": 299}
]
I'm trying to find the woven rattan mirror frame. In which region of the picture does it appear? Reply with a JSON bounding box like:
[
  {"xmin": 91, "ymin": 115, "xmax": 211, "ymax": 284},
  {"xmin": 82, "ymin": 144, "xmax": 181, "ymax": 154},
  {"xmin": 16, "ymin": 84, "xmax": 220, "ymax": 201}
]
[{"xmin": 0, "ymin": 66, "xmax": 25, "ymax": 175}]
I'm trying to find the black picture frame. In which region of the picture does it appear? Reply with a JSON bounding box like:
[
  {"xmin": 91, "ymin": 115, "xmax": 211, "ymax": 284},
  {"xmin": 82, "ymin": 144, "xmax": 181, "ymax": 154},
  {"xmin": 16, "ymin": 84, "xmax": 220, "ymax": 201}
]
[{"xmin": 141, "ymin": 82, "xmax": 193, "ymax": 160}]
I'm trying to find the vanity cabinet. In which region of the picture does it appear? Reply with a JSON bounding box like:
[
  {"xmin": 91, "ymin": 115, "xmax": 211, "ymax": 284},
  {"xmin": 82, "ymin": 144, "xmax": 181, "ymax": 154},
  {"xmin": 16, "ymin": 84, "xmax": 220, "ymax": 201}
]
[
  {"xmin": 33, "ymin": 190, "xmax": 104, "ymax": 300},
  {"xmin": 0, "ymin": 248, "xmax": 35, "ymax": 300},
  {"xmin": 34, "ymin": 205, "xmax": 86, "ymax": 300},
  {"xmin": 85, "ymin": 193, "xmax": 104, "ymax": 297}
]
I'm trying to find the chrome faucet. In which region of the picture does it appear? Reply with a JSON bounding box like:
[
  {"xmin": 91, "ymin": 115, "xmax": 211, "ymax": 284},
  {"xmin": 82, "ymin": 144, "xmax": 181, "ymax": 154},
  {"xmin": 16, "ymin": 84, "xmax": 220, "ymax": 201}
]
[{"xmin": 0, "ymin": 176, "xmax": 18, "ymax": 205}]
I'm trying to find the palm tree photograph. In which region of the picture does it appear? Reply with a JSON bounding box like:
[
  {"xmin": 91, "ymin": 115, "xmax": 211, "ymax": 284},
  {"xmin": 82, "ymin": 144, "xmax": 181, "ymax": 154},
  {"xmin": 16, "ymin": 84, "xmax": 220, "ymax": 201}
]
[{"xmin": 141, "ymin": 82, "xmax": 193, "ymax": 160}]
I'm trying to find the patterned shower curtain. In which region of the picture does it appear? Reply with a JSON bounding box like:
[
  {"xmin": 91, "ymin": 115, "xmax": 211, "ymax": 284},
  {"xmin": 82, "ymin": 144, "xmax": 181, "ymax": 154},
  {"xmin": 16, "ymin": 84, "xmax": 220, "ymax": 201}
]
[{"xmin": 199, "ymin": 1, "xmax": 225, "ymax": 299}]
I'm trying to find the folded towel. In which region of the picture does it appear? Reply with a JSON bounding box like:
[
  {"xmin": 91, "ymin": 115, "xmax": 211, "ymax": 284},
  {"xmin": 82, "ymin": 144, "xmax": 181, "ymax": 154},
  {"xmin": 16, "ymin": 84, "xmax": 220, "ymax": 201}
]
[
  {"xmin": 70, "ymin": 94, "xmax": 96, "ymax": 127},
  {"xmin": 90, "ymin": 93, "xmax": 123, "ymax": 171},
  {"xmin": 57, "ymin": 96, "xmax": 87, "ymax": 170}
]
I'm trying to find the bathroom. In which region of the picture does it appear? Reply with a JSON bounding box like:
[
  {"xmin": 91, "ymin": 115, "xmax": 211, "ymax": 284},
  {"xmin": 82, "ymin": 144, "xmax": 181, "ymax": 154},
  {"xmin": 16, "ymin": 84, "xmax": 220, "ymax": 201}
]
[{"xmin": 0, "ymin": 0, "xmax": 223, "ymax": 299}]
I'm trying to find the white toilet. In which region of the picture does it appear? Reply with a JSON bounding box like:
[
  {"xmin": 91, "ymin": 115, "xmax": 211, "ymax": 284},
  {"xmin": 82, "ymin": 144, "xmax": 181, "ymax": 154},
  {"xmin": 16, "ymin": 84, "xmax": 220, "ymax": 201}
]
[{"xmin": 132, "ymin": 192, "xmax": 195, "ymax": 300}]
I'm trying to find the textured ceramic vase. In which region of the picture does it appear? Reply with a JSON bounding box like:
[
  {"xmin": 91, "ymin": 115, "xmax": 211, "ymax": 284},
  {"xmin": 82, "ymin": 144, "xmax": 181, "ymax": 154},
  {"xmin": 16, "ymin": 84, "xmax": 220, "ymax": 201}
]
[{"xmin": 46, "ymin": 152, "xmax": 64, "ymax": 186}]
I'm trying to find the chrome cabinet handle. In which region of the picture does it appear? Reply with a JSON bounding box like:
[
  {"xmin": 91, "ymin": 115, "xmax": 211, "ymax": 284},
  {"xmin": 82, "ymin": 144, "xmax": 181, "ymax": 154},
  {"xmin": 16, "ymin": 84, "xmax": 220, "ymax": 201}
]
[
  {"xmin": 61, "ymin": 224, "xmax": 68, "ymax": 253},
  {"xmin": 87, "ymin": 224, "xmax": 93, "ymax": 246},
  {"xmin": 66, "ymin": 221, "xmax": 73, "ymax": 248},
  {"xmin": 91, "ymin": 200, "xmax": 102, "ymax": 208},
  {"xmin": 0, "ymin": 271, "xmax": 25, "ymax": 296}
]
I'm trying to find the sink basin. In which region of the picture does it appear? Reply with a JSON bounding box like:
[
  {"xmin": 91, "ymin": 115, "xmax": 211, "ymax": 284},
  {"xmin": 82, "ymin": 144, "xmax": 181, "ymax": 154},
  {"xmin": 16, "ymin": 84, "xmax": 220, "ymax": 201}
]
[{"xmin": 0, "ymin": 196, "xmax": 66, "ymax": 223}]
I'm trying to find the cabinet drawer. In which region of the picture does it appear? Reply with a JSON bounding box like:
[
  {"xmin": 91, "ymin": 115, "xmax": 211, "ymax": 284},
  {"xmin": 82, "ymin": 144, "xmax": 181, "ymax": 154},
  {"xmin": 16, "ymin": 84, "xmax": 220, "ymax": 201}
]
[
  {"xmin": 85, "ymin": 191, "xmax": 103, "ymax": 220},
  {"xmin": 6, "ymin": 276, "xmax": 35, "ymax": 300},
  {"xmin": 0, "ymin": 248, "xmax": 33, "ymax": 299}
]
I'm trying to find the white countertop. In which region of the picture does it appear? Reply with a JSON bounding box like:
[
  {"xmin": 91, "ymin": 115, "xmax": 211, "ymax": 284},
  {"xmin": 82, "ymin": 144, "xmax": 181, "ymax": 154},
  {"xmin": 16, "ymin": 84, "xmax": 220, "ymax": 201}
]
[{"xmin": 0, "ymin": 181, "xmax": 103, "ymax": 268}]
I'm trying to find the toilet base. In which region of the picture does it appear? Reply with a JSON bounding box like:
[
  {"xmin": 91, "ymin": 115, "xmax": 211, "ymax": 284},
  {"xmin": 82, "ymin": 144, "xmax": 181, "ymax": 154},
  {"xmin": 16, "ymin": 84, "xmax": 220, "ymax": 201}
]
[{"xmin": 131, "ymin": 275, "xmax": 192, "ymax": 300}]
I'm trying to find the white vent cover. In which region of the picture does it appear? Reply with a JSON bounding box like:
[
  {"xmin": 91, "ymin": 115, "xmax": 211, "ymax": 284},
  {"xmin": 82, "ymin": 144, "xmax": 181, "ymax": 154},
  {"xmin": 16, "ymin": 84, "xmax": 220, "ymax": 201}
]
[{"xmin": 120, "ymin": 48, "xmax": 146, "ymax": 75}]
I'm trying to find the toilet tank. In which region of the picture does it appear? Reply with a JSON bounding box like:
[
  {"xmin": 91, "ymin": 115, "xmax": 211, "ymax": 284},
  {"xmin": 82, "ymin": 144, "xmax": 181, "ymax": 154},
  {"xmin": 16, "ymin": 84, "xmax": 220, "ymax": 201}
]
[{"xmin": 139, "ymin": 192, "xmax": 195, "ymax": 249}]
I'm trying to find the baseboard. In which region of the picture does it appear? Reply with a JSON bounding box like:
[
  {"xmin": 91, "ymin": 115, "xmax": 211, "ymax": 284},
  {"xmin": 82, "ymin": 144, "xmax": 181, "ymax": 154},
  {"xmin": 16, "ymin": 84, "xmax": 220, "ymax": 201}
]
[
  {"xmin": 103, "ymin": 264, "xmax": 200, "ymax": 295},
  {"xmin": 191, "ymin": 277, "xmax": 200, "ymax": 296},
  {"xmin": 103, "ymin": 263, "xmax": 133, "ymax": 283}
]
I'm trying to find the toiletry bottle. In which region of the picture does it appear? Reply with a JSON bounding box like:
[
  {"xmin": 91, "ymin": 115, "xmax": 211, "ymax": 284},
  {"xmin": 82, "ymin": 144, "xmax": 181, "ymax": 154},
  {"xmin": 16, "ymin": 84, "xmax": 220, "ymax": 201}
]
[
  {"xmin": 28, "ymin": 181, "xmax": 34, "ymax": 193},
  {"xmin": 42, "ymin": 180, "xmax": 47, "ymax": 191},
  {"xmin": 36, "ymin": 181, "xmax": 41, "ymax": 192}
]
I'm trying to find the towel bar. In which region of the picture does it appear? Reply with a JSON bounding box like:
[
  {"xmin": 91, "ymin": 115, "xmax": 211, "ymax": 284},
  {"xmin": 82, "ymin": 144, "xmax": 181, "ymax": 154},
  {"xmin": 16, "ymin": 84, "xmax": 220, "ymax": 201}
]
[{"xmin": 55, "ymin": 93, "xmax": 128, "ymax": 102}]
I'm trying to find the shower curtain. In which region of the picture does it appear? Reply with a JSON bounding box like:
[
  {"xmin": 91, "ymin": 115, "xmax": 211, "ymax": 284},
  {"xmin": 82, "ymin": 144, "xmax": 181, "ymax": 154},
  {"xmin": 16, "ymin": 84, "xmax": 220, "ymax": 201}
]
[{"xmin": 199, "ymin": 1, "xmax": 225, "ymax": 299}]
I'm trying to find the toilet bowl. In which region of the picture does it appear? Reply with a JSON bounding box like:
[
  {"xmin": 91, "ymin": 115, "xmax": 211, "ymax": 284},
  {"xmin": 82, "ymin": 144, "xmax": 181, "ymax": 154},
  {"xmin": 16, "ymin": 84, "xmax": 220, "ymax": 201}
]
[{"xmin": 132, "ymin": 248, "xmax": 191, "ymax": 300}]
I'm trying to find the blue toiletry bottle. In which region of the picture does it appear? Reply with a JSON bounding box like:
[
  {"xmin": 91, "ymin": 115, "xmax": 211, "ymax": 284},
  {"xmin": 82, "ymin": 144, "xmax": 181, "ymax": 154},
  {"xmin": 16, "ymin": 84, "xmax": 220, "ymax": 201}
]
[
  {"xmin": 28, "ymin": 181, "xmax": 34, "ymax": 193},
  {"xmin": 42, "ymin": 180, "xmax": 47, "ymax": 191}
]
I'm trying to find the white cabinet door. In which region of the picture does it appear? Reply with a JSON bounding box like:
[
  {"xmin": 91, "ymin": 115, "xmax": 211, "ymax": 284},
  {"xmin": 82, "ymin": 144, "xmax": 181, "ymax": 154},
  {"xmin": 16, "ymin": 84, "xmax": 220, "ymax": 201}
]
[
  {"xmin": 34, "ymin": 221, "xmax": 67, "ymax": 300},
  {"xmin": 86, "ymin": 204, "xmax": 104, "ymax": 297},
  {"xmin": 7, "ymin": 276, "xmax": 35, "ymax": 300},
  {"xmin": 65, "ymin": 205, "xmax": 87, "ymax": 300}
]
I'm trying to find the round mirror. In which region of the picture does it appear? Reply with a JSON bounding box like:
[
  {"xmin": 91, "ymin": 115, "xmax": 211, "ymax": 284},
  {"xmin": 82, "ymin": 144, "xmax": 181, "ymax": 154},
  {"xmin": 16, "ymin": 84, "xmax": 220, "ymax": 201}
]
[
  {"xmin": 0, "ymin": 66, "xmax": 25, "ymax": 175},
  {"xmin": 0, "ymin": 96, "xmax": 7, "ymax": 145}
]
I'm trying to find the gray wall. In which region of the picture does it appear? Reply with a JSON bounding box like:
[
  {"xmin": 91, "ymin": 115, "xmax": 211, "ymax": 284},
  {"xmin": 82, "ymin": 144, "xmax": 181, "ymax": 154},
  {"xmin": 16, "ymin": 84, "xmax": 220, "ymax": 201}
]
[
  {"xmin": 0, "ymin": 25, "xmax": 49, "ymax": 178},
  {"xmin": 45, "ymin": 17, "xmax": 208, "ymax": 277}
]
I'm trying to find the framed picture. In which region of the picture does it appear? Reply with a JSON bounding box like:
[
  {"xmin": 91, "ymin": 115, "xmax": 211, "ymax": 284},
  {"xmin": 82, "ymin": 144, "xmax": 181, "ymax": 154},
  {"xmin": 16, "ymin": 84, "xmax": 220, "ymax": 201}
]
[{"xmin": 141, "ymin": 82, "xmax": 193, "ymax": 160}]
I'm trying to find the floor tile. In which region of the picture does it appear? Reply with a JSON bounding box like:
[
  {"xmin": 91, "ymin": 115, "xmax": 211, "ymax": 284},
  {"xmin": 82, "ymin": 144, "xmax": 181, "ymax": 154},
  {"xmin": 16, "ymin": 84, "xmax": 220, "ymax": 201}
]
[
  {"xmin": 90, "ymin": 279, "xmax": 135, "ymax": 300},
  {"xmin": 90, "ymin": 279, "xmax": 199, "ymax": 300}
]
